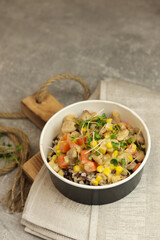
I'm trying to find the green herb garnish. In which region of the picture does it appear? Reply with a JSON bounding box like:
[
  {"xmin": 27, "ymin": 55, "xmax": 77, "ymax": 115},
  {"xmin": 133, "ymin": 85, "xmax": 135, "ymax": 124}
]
[
  {"xmin": 101, "ymin": 113, "xmax": 107, "ymax": 119},
  {"xmin": 120, "ymin": 141, "xmax": 128, "ymax": 148},
  {"xmin": 111, "ymin": 141, "xmax": 119, "ymax": 150},
  {"xmin": 127, "ymin": 137, "xmax": 136, "ymax": 144},
  {"xmin": 74, "ymin": 123, "xmax": 79, "ymax": 128},
  {"xmin": 121, "ymin": 158, "xmax": 126, "ymax": 166},
  {"xmin": 114, "ymin": 125, "xmax": 119, "ymax": 131},
  {"xmin": 111, "ymin": 134, "xmax": 117, "ymax": 139},
  {"xmin": 89, "ymin": 153, "xmax": 93, "ymax": 160},
  {"xmin": 75, "ymin": 159, "xmax": 79, "ymax": 163},
  {"xmin": 95, "ymin": 150, "xmax": 101, "ymax": 156},
  {"xmin": 110, "ymin": 158, "xmax": 118, "ymax": 166},
  {"xmin": 94, "ymin": 131, "xmax": 101, "ymax": 140},
  {"xmin": 71, "ymin": 137, "xmax": 75, "ymax": 141}
]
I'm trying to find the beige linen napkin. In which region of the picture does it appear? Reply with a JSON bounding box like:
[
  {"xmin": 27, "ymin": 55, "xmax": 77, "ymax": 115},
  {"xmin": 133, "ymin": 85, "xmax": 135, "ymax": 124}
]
[{"xmin": 22, "ymin": 79, "xmax": 160, "ymax": 240}]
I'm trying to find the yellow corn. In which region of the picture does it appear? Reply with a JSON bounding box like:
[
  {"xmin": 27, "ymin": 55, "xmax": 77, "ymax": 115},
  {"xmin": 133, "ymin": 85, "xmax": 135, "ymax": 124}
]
[
  {"xmin": 99, "ymin": 147, "xmax": 107, "ymax": 154},
  {"xmin": 105, "ymin": 134, "xmax": 110, "ymax": 139},
  {"xmin": 90, "ymin": 140, "xmax": 98, "ymax": 148},
  {"xmin": 56, "ymin": 150, "xmax": 60, "ymax": 153},
  {"xmin": 103, "ymin": 167, "xmax": 111, "ymax": 176},
  {"xmin": 115, "ymin": 166, "xmax": 123, "ymax": 175},
  {"xmin": 113, "ymin": 150, "xmax": 118, "ymax": 158},
  {"xmin": 106, "ymin": 118, "xmax": 112, "ymax": 123},
  {"xmin": 82, "ymin": 126, "xmax": 87, "ymax": 132},
  {"xmin": 56, "ymin": 142, "xmax": 60, "ymax": 150},
  {"xmin": 97, "ymin": 165, "xmax": 104, "ymax": 173},
  {"xmin": 96, "ymin": 176, "xmax": 102, "ymax": 182},
  {"xmin": 106, "ymin": 141, "xmax": 113, "ymax": 149},
  {"xmin": 58, "ymin": 169, "xmax": 64, "ymax": 177},
  {"xmin": 128, "ymin": 155, "xmax": 133, "ymax": 162},
  {"xmin": 110, "ymin": 164, "xmax": 116, "ymax": 170},
  {"xmin": 91, "ymin": 180, "xmax": 99, "ymax": 186},
  {"xmin": 51, "ymin": 155, "xmax": 57, "ymax": 161},
  {"xmin": 74, "ymin": 165, "xmax": 81, "ymax": 172}
]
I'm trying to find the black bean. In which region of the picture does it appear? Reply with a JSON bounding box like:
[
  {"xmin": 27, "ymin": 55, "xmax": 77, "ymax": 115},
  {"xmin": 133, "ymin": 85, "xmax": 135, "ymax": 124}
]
[{"xmin": 111, "ymin": 169, "xmax": 116, "ymax": 174}]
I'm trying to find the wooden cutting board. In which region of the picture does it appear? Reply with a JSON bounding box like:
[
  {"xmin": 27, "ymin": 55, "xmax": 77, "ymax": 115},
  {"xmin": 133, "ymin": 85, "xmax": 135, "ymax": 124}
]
[{"xmin": 22, "ymin": 84, "xmax": 100, "ymax": 182}]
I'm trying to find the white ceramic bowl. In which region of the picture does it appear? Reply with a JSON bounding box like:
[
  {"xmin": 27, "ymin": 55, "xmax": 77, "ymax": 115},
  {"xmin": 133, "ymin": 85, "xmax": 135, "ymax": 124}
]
[{"xmin": 40, "ymin": 100, "xmax": 151, "ymax": 204}]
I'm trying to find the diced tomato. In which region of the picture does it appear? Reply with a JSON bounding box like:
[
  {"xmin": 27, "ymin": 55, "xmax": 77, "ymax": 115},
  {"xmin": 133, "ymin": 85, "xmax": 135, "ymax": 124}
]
[
  {"xmin": 80, "ymin": 150, "xmax": 90, "ymax": 164},
  {"xmin": 127, "ymin": 143, "xmax": 137, "ymax": 155},
  {"xmin": 76, "ymin": 137, "xmax": 86, "ymax": 145},
  {"xmin": 60, "ymin": 141, "xmax": 70, "ymax": 153},
  {"xmin": 57, "ymin": 154, "xmax": 69, "ymax": 168},
  {"xmin": 84, "ymin": 161, "xmax": 97, "ymax": 173},
  {"xmin": 70, "ymin": 141, "xmax": 77, "ymax": 148},
  {"xmin": 62, "ymin": 134, "xmax": 68, "ymax": 141},
  {"xmin": 132, "ymin": 163, "xmax": 141, "ymax": 172}
]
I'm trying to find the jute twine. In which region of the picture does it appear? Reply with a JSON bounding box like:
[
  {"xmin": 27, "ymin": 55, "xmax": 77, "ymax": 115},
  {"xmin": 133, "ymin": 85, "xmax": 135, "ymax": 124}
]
[{"xmin": 0, "ymin": 74, "xmax": 90, "ymax": 213}]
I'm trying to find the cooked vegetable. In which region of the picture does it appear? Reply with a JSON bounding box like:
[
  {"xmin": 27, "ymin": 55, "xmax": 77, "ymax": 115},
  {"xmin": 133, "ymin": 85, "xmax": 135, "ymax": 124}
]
[{"xmin": 48, "ymin": 110, "xmax": 146, "ymax": 186}]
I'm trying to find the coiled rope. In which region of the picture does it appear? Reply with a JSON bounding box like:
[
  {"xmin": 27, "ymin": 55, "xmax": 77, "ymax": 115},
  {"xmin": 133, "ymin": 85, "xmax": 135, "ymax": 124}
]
[{"xmin": 0, "ymin": 74, "xmax": 90, "ymax": 212}]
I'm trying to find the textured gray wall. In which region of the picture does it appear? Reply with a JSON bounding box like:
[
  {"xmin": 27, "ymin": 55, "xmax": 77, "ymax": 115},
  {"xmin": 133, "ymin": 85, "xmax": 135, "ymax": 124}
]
[{"xmin": 0, "ymin": 0, "xmax": 160, "ymax": 239}]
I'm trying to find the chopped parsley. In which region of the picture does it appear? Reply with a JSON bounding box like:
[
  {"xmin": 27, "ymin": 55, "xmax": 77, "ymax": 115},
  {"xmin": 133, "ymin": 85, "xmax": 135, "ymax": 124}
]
[
  {"xmin": 114, "ymin": 125, "xmax": 119, "ymax": 131},
  {"xmin": 94, "ymin": 131, "xmax": 101, "ymax": 140},
  {"xmin": 101, "ymin": 113, "xmax": 107, "ymax": 119},
  {"xmin": 95, "ymin": 150, "xmax": 101, "ymax": 156},
  {"xmin": 120, "ymin": 141, "xmax": 128, "ymax": 148},
  {"xmin": 121, "ymin": 158, "xmax": 126, "ymax": 166},
  {"xmin": 110, "ymin": 158, "xmax": 118, "ymax": 166},
  {"xmin": 111, "ymin": 141, "xmax": 119, "ymax": 150},
  {"xmin": 127, "ymin": 137, "xmax": 136, "ymax": 144},
  {"xmin": 111, "ymin": 134, "xmax": 117, "ymax": 139},
  {"xmin": 89, "ymin": 153, "xmax": 93, "ymax": 160},
  {"xmin": 71, "ymin": 137, "xmax": 75, "ymax": 141}
]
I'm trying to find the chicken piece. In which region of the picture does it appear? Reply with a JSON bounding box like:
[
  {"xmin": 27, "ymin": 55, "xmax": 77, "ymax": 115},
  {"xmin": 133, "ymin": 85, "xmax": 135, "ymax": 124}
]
[
  {"xmin": 134, "ymin": 134, "xmax": 144, "ymax": 145},
  {"xmin": 67, "ymin": 147, "xmax": 77, "ymax": 160},
  {"xmin": 134, "ymin": 150, "xmax": 145, "ymax": 162},
  {"xmin": 92, "ymin": 153, "xmax": 103, "ymax": 165},
  {"xmin": 62, "ymin": 120, "xmax": 76, "ymax": 133},
  {"xmin": 100, "ymin": 122, "xmax": 113, "ymax": 134},
  {"xmin": 80, "ymin": 110, "xmax": 92, "ymax": 121},
  {"xmin": 63, "ymin": 114, "xmax": 78, "ymax": 122},
  {"xmin": 112, "ymin": 111, "xmax": 120, "ymax": 123},
  {"xmin": 127, "ymin": 161, "xmax": 137, "ymax": 170},
  {"xmin": 117, "ymin": 129, "xmax": 129, "ymax": 141},
  {"xmin": 71, "ymin": 131, "xmax": 80, "ymax": 138},
  {"xmin": 118, "ymin": 122, "xmax": 127, "ymax": 130}
]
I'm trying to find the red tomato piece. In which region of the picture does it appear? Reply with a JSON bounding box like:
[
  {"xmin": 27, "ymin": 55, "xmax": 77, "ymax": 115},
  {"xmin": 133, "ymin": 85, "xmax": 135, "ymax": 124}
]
[
  {"xmin": 132, "ymin": 163, "xmax": 141, "ymax": 172},
  {"xmin": 70, "ymin": 141, "xmax": 77, "ymax": 148},
  {"xmin": 60, "ymin": 141, "xmax": 70, "ymax": 153},
  {"xmin": 57, "ymin": 154, "xmax": 69, "ymax": 168},
  {"xmin": 76, "ymin": 137, "xmax": 86, "ymax": 145},
  {"xmin": 127, "ymin": 143, "xmax": 137, "ymax": 155},
  {"xmin": 84, "ymin": 161, "xmax": 97, "ymax": 173},
  {"xmin": 62, "ymin": 133, "xmax": 68, "ymax": 141},
  {"xmin": 80, "ymin": 150, "xmax": 90, "ymax": 164}
]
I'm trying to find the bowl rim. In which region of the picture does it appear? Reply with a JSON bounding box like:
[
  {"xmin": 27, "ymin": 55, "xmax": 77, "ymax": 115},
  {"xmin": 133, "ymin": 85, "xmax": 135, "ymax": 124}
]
[{"xmin": 40, "ymin": 100, "xmax": 151, "ymax": 190}]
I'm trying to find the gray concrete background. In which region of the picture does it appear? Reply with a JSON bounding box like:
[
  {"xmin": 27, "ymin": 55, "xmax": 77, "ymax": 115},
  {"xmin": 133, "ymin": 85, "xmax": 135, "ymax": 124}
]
[{"xmin": 0, "ymin": 0, "xmax": 160, "ymax": 239}]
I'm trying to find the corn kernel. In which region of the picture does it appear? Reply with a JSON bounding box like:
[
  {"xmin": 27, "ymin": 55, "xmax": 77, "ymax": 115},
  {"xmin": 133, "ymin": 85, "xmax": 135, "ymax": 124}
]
[
  {"xmin": 106, "ymin": 141, "xmax": 113, "ymax": 149},
  {"xmin": 103, "ymin": 167, "xmax": 111, "ymax": 176},
  {"xmin": 99, "ymin": 147, "xmax": 107, "ymax": 154},
  {"xmin": 90, "ymin": 140, "xmax": 98, "ymax": 148},
  {"xmin": 74, "ymin": 165, "xmax": 80, "ymax": 172},
  {"xmin": 56, "ymin": 142, "xmax": 60, "ymax": 150},
  {"xmin": 105, "ymin": 134, "xmax": 110, "ymax": 139},
  {"xmin": 57, "ymin": 150, "xmax": 60, "ymax": 153},
  {"xmin": 82, "ymin": 126, "xmax": 87, "ymax": 132},
  {"xmin": 115, "ymin": 166, "xmax": 123, "ymax": 175},
  {"xmin": 58, "ymin": 169, "xmax": 64, "ymax": 177},
  {"xmin": 51, "ymin": 155, "xmax": 57, "ymax": 161},
  {"xmin": 110, "ymin": 164, "xmax": 116, "ymax": 170},
  {"xmin": 97, "ymin": 166, "xmax": 104, "ymax": 172},
  {"xmin": 128, "ymin": 155, "xmax": 133, "ymax": 162},
  {"xmin": 91, "ymin": 180, "xmax": 98, "ymax": 186},
  {"xmin": 113, "ymin": 150, "xmax": 118, "ymax": 158},
  {"xmin": 96, "ymin": 176, "xmax": 102, "ymax": 182},
  {"xmin": 106, "ymin": 118, "xmax": 112, "ymax": 123}
]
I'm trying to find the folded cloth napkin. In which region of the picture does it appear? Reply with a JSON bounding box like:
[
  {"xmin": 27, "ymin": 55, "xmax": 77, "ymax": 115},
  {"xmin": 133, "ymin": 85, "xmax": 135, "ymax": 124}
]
[{"xmin": 22, "ymin": 79, "xmax": 160, "ymax": 240}]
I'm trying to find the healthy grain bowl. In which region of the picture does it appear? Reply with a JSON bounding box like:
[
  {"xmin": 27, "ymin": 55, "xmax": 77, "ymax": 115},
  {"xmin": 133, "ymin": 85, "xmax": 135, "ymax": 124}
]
[{"xmin": 40, "ymin": 100, "xmax": 151, "ymax": 205}]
